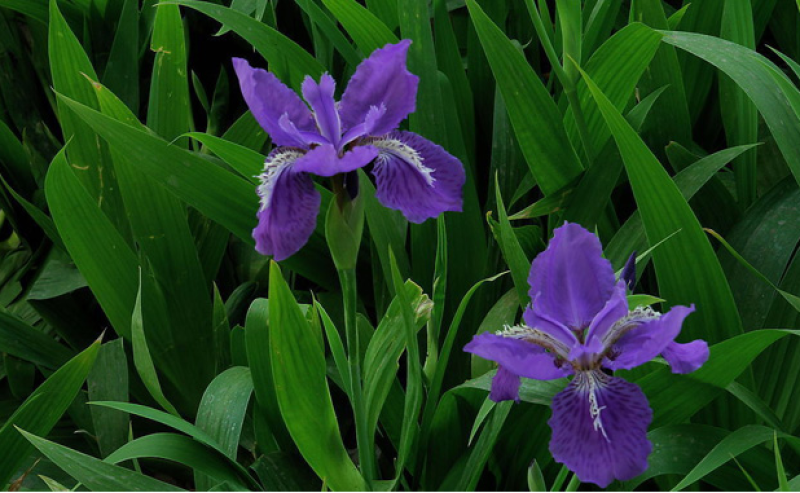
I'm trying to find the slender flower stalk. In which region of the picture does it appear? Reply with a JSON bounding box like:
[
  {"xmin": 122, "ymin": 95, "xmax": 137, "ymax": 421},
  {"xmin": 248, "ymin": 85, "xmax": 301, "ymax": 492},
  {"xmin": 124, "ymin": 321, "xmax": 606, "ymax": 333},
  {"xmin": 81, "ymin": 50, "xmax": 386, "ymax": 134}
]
[
  {"xmin": 464, "ymin": 223, "xmax": 709, "ymax": 487},
  {"xmin": 234, "ymin": 40, "xmax": 466, "ymax": 483}
]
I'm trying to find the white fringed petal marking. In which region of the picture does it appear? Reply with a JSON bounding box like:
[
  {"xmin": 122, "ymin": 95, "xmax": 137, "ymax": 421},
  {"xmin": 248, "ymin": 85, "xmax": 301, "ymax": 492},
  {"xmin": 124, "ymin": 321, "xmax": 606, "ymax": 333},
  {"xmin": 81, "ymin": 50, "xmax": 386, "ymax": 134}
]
[
  {"xmin": 256, "ymin": 149, "xmax": 305, "ymax": 212},
  {"xmin": 371, "ymin": 137, "xmax": 436, "ymax": 186},
  {"xmin": 497, "ymin": 324, "xmax": 571, "ymax": 360},
  {"xmin": 600, "ymin": 305, "xmax": 661, "ymax": 349},
  {"xmin": 584, "ymin": 372, "xmax": 610, "ymax": 442}
]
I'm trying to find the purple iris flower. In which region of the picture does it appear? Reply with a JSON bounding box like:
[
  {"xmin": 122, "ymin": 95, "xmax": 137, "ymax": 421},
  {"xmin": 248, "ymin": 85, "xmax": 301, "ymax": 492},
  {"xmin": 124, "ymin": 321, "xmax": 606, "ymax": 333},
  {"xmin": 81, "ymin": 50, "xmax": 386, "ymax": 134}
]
[
  {"xmin": 464, "ymin": 223, "xmax": 709, "ymax": 487},
  {"xmin": 232, "ymin": 40, "xmax": 465, "ymax": 261}
]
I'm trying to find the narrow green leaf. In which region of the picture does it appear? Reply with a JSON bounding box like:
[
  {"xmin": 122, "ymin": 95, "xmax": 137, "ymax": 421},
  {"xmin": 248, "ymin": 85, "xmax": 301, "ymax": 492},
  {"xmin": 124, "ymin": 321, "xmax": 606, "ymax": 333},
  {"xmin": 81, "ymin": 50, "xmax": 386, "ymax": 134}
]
[
  {"xmin": 720, "ymin": 0, "xmax": 758, "ymax": 207},
  {"xmin": 316, "ymin": 301, "xmax": 351, "ymax": 399},
  {"xmin": 672, "ymin": 425, "xmax": 800, "ymax": 491},
  {"xmin": 387, "ymin": 249, "xmax": 423, "ymax": 482},
  {"xmin": 56, "ymin": 93, "xmax": 336, "ymax": 288},
  {"xmin": 0, "ymin": 340, "xmax": 100, "ymax": 487},
  {"xmin": 268, "ymin": 262, "xmax": 366, "ymax": 491},
  {"xmin": 48, "ymin": 0, "xmax": 128, "ymax": 238},
  {"xmin": 775, "ymin": 432, "xmax": 789, "ymax": 491},
  {"xmin": 491, "ymin": 178, "xmax": 531, "ymax": 306},
  {"xmin": 166, "ymin": 0, "xmax": 324, "ymax": 89},
  {"xmin": 294, "ymin": 0, "xmax": 362, "ymax": 69},
  {"xmin": 106, "ymin": 433, "xmax": 253, "ymax": 490},
  {"xmin": 194, "ymin": 366, "xmax": 253, "ymax": 490},
  {"xmin": 46, "ymin": 148, "xmax": 138, "ymax": 339},
  {"xmin": 707, "ymin": 228, "xmax": 800, "ymax": 313},
  {"xmin": 102, "ymin": 0, "xmax": 139, "ymax": 111},
  {"xmin": 131, "ymin": 274, "xmax": 180, "ymax": 417},
  {"xmin": 92, "ymin": 75, "xmax": 217, "ymax": 405},
  {"xmin": 604, "ymin": 144, "xmax": 758, "ymax": 270},
  {"xmin": 19, "ymin": 430, "xmax": 184, "ymax": 492},
  {"xmin": 662, "ymin": 31, "xmax": 800, "ymax": 188},
  {"xmin": 89, "ymin": 401, "xmax": 225, "ymax": 453},
  {"xmin": 457, "ymin": 401, "xmax": 513, "ymax": 490},
  {"xmin": 466, "ymin": 0, "xmax": 583, "ymax": 195},
  {"xmin": 147, "ymin": 4, "xmax": 193, "ymax": 144},
  {"xmin": 528, "ymin": 460, "xmax": 546, "ymax": 491},
  {"xmin": 578, "ymin": 65, "xmax": 744, "ymax": 345},
  {"xmin": 363, "ymin": 281, "xmax": 430, "ymax": 450},
  {"xmin": 0, "ymin": 311, "xmax": 73, "ymax": 369},
  {"xmin": 321, "ymin": 0, "xmax": 398, "ymax": 55},
  {"xmin": 632, "ymin": 0, "xmax": 692, "ymax": 150},
  {"xmin": 87, "ymin": 339, "xmax": 129, "ymax": 458}
]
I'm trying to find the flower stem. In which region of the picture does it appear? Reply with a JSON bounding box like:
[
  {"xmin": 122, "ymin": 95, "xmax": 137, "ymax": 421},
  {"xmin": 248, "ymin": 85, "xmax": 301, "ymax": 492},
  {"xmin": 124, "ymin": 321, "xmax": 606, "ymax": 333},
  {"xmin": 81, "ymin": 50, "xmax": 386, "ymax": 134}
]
[{"xmin": 339, "ymin": 266, "xmax": 375, "ymax": 484}]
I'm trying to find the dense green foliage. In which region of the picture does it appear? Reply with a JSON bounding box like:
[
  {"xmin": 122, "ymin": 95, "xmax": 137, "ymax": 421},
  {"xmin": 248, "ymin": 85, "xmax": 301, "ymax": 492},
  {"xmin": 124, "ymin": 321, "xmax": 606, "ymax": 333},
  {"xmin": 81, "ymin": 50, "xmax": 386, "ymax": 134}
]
[{"xmin": 1, "ymin": 0, "xmax": 800, "ymax": 490}]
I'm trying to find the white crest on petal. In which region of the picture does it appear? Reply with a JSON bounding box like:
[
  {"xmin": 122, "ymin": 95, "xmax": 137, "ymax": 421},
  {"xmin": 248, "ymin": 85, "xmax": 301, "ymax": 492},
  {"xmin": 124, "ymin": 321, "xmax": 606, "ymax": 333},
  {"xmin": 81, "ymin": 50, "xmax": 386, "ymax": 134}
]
[
  {"xmin": 496, "ymin": 324, "xmax": 571, "ymax": 360},
  {"xmin": 600, "ymin": 305, "xmax": 661, "ymax": 349},
  {"xmin": 256, "ymin": 149, "xmax": 304, "ymax": 211},
  {"xmin": 576, "ymin": 371, "xmax": 610, "ymax": 442},
  {"xmin": 371, "ymin": 137, "xmax": 436, "ymax": 186}
]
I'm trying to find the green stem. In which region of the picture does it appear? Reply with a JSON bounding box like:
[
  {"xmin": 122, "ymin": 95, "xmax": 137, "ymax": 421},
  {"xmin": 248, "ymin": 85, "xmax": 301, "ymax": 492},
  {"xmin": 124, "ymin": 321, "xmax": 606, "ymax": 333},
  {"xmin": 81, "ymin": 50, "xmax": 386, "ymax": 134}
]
[{"xmin": 340, "ymin": 267, "xmax": 375, "ymax": 485}]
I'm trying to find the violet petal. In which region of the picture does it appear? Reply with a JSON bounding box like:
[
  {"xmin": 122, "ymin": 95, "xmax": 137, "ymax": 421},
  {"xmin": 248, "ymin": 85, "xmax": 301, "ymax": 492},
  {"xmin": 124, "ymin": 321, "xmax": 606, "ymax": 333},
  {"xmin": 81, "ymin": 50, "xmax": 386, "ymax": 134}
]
[
  {"xmin": 489, "ymin": 366, "xmax": 522, "ymax": 403},
  {"xmin": 339, "ymin": 40, "xmax": 418, "ymax": 136},
  {"xmin": 232, "ymin": 58, "xmax": 317, "ymax": 147},
  {"xmin": 464, "ymin": 333, "xmax": 571, "ymax": 381},
  {"xmin": 371, "ymin": 131, "xmax": 464, "ymax": 223},
  {"xmin": 605, "ymin": 305, "xmax": 696, "ymax": 371},
  {"xmin": 549, "ymin": 372, "xmax": 652, "ymax": 488},
  {"xmin": 302, "ymin": 74, "xmax": 341, "ymax": 146},
  {"xmin": 523, "ymin": 300, "xmax": 579, "ymax": 349},
  {"xmin": 292, "ymin": 143, "xmax": 378, "ymax": 177},
  {"xmin": 661, "ymin": 339, "xmax": 709, "ymax": 374},
  {"xmin": 528, "ymin": 223, "xmax": 616, "ymax": 331},
  {"xmin": 253, "ymin": 150, "xmax": 320, "ymax": 261},
  {"xmin": 582, "ymin": 281, "xmax": 629, "ymax": 355}
]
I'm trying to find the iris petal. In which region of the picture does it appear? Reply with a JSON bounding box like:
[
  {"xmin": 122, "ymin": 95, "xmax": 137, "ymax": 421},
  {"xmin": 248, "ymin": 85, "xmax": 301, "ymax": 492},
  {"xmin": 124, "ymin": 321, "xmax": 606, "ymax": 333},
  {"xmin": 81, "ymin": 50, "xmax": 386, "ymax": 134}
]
[
  {"xmin": 489, "ymin": 366, "xmax": 522, "ymax": 403},
  {"xmin": 549, "ymin": 372, "xmax": 652, "ymax": 488},
  {"xmin": 302, "ymin": 74, "xmax": 341, "ymax": 146},
  {"xmin": 371, "ymin": 131, "xmax": 464, "ymax": 223},
  {"xmin": 232, "ymin": 58, "xmax": 316, "ymax": 147},
  {"xmin": 464, "ymin": 333, "xmax": 571, "ymax": 381},
  {"xmin": 523, "ymin": 300, "xmax": 579, "ymax": 349},
  {"xmin": 604, "ymin": 305, "xmax": 696, "ymax": 371},
  {"xmin": 339, "ymin": 40, "xmax": 419, "ymax": 136},
  {"xmin": 292, "ymin": 144, "xmax": 378, "ymax": 177},
  {"xmin": 582, "ymin": 281, "xmax": 629, "ymax": 355},
  {"xmin": 253, "ymin": 149, "xmax": 320, "ymax": 261},
  {"xmin": 528, "ymin": 223, "xmax": 616, "ymax": 331},
  {"xmin": 661, "ymin": 339, "xmax": 709, "ymax": 374}
]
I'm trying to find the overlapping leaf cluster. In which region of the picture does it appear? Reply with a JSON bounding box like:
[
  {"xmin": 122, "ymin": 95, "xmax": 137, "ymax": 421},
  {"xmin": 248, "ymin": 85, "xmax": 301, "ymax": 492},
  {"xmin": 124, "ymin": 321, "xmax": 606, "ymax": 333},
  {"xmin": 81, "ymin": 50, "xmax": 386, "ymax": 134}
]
[{"xmin": 0, "ymin": 0, "xmax": 799, "ymax": 491}]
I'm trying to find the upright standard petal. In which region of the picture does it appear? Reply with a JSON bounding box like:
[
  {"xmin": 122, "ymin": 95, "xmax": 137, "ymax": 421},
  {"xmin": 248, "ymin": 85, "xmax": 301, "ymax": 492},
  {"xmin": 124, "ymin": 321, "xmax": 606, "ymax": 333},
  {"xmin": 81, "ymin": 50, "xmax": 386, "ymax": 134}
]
[
  {"xmin": 661, "ymin": 340, "xmax": 709, "ymax": 374},
  {"xmin": 232, "ymin": 58, "xmax": 316, "ymax": 147},
  {"xmin": 292, "ymin": 144, "xmax": 378, "ymax": 177},
  {"xmin": 339, "ymin": 40, "xmax": 419, "ymax": 136},
  {"xmin": 549, "ymin": 371, "xmax": 652, "ymax": 487},
  {"xmin": 464, "ymin": 333, "xmax": 571, "ymax": 381},
  {"xmin": 523, "ymin": 300, "xmax": 579, "ymax": 349},
  {"xmin": 528, "ymin": 223, "xmax": 616, "ymax": 331},
  {"xmin": 582, "ymin": 281, "xmax": 629, "ymax": 356},
  {"xmin": 489, "ymin": 366, "xmax": 522, "ymax": 403},
  {"xmin": 302, "ymin": 74, "xmax": 341, "ymax": 146},
  {"xmin": 604, "ymin": 305, "xmax": 696, "ymax": 371},
  {"xmin": 253, "ymin": 149, "xmax": 320, "ymax": 261},
  {"xmin": 370, "ymin": 131, "xmax": 464, "ymax": 223}
]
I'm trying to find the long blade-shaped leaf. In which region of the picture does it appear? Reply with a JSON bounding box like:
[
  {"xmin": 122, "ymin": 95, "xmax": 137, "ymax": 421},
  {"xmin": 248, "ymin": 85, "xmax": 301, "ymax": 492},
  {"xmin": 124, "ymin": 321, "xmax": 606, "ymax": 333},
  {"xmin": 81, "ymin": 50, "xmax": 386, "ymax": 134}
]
[{"xmin": 0, "ymin": 340, "xmax": 100, "ymax": 487}]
